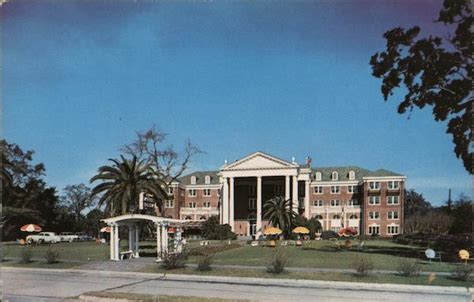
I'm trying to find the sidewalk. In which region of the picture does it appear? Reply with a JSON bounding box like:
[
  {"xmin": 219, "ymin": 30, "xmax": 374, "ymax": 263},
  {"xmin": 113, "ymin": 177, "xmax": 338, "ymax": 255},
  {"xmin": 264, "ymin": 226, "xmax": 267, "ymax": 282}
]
[{"xmin": 3, "ymin": 266, "xmax": 472, "ymax": 300}]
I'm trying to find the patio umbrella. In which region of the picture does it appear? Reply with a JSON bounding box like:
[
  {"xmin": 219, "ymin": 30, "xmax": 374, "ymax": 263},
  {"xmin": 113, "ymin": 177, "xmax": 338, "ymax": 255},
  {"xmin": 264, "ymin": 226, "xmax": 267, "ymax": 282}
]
[
  {"xmin": 100, "ymin": 226, "xmax": 111, "ymax": 233},
  {"xmin": 292, "ymin": 226, "xmax": 310, "ymax": 234},
  {"xmin": 264, "ymin": 227, "xmax": 282, "ymax": 236},
  {"xmin": 20, "ymin": 224, "xmax": 42, "ymax": 232}
]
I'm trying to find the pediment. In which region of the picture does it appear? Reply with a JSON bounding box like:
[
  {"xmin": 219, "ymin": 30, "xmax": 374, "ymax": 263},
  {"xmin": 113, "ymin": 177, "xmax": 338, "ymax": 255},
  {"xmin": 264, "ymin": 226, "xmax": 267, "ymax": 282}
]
[{"xmin": 223, "ymin": 152, "xmax": 297, "ymax": 171}]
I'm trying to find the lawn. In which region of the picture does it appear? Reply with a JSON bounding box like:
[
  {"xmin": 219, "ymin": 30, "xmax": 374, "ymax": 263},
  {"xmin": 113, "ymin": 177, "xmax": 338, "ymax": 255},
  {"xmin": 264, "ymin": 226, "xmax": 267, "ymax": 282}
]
[{"xmin": 190, "ymin": 240, "xmax": 457, "ymax": 272}]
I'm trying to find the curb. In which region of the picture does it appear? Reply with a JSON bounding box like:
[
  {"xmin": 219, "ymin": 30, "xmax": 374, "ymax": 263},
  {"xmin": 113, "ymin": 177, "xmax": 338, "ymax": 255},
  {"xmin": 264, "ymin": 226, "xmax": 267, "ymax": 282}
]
[{"xmin": 4, "ymin": 266, "xmax": 471, "ymax": 298}]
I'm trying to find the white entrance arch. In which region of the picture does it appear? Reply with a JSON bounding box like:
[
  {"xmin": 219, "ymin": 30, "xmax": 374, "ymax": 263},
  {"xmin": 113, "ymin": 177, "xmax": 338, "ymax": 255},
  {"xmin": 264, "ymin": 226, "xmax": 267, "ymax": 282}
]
[{"xmin": 101, "ymin": 214, "xmax": 185, "ymax": 261}]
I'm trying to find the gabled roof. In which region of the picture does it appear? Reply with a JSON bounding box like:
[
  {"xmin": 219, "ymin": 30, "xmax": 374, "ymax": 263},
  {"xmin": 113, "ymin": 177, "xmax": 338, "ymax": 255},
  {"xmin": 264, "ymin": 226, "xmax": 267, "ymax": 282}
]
[
  {"xmin": 177, "ymin": 171, "xmax": 219, "ymax": 185},
  {"xmin": 222, "ymin": 151, "xmax": 298, "ymax": 171},
  {"xmin": 311, "ymin": 166, "xmax": 403, "ymax": 181}
]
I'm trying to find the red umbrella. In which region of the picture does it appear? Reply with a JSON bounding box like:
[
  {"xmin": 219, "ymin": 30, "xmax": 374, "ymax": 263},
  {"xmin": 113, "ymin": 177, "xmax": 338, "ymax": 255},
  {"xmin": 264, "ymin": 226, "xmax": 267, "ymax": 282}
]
[{"xmin": 20, "ymin": 224, "xmax": 42, "ymax": 232}]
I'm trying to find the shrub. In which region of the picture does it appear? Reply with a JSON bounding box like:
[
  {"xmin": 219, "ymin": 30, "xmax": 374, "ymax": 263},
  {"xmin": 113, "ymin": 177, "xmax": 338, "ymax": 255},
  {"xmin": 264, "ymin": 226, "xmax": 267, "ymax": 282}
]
[
  {"xmin": 266, "ymin": 248, "xmax": 288, "ymax": 274},
  {"xmin": 201, "ymin": 216, "xmax": 237, "ymax": 240},
  {"xmin": 352, "ymin": 255, "xmax": 374, "ymax": 277},
  {"xmin": 20, "ymin": 248, "xmax": 33, "ymax": 263},
  {"xmin": 45, "ymin": 247, "xmax": 60, "ymax": 264},
  {"xmin": 196, "ymin": 252, "xmax": 214, "ymax": 271},
  {"xmin": 160, "ymin": 251, "xmax": 187, "ymax": 270},
  {"xmin": 321, "ymin": 230, "xmax": 337, "ymax": 240},
  {"xmin": 397, "ymin": 259, "xmax": 421, "ymax": 276},
  {"xmin": 450, "ymin": 265, "xmax": 472, "ymax": 281}
]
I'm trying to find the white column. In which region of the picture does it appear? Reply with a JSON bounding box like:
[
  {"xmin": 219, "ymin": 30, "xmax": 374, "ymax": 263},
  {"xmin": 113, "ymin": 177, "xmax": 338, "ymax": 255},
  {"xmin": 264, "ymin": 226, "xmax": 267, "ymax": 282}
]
[
  {"xmin": 156, "ymin": 223, "xmax": 162, "ymax": 261},
  {"xmin": 128, "ymin": 225, "xmax": 133, "ymax": 251},
  {"xmin": 285, "ymin": 176, "xmax": 290, "ymax": 201},
  {"xmin": 109, "ymin": 224, "xmax": 115, "ymax": 260},
  {"xmin": 292, "ymin": 176, "xmax": 299, "ymax": 214},
  {"xmin": 304, "ymin": 181, "xmax": 310, "ymax": 218},
  {"xmin": 162, "ymin": 224, "xmax": 168, "ymax": 254},
  {"xmin": 114, "ymin": 224, "xmax": 120, "ymax": 261},
  {"xmin": 222, "ymin": 178, "xmax": 229, "ymax": 224},
  {"xmin": 134, "ymin": 225, "xmax": 140, "ymax": 258},
  {"xmin": 256, "ymin": 176, "xmax": 262, "ymax": 238},
  {"xmin": 176, "ymin": 227, "xmax": 183, "ymax": 253},
  {"xmin": 229, "ymin": 177, "xmax": 235, "ymax": 231}
]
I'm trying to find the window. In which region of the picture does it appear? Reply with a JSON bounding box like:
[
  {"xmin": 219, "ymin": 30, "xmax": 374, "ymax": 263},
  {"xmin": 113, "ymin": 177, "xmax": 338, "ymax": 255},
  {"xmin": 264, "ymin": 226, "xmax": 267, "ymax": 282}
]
[
  {"xmin": 200, "ymin": 216, "xmax": 207, "ymax": 220},
  {"xmin": 168, "ymin": 187, "xmax": 174, "ymax": 195},
  {"xmin": 387, "ymin": 196, "xmax": 399, "ymax": 205},
  {"xmin": 368, "ymin": 225, "xmax": 380, "ymax": 235},
  {"xmin": 190, "ymin": 176, "xmax": 197, "ymax": 185},
  {"xmin": 388, "ymin": 181, "xmax": 399, "ymax": 190},
  {"xmin": 217, "ymin": 188, "xmax": 221, "ymax": 196},
  {"xmin": 332, "ymin": 171, "xmax": 339, "ymax": 181},
  {"xmin": 369, "ymin": 211, "xmax": 380, "ymax": 220},
  {"xmin": 347, "ymin": 199, "xmax": 356, "ymax": 207},
  {"xmin": 369, "ymin": 181, "xmax": 380, "ymax": 190},
  {"xmin": 188, "ymin": 202, "xmax": 197, "ymax": 208},
  {"xmin": 387, "ymin": 225, "xmax": 399, "ymax": 235},
  {"xmin": 333, "ymin": 214, "xmax": 341, "ymax": 219},
  {"xmin": 388, "ymin": 211, "xmax": 399, "ymax": 219},
  {"xmin": 348, "ymin": 170, "xmax": 355, "ymax": 180},
  {"xmin": 203, "ymin": 201, "xmax": 211, "ymax": 208},
  {"xmin": 188, "ymin": 189, "xmax": 197, "ymax": 197},
  {"xmin": 330, "ymin": 200, "xmax": 340, "ymax": 207},
  {"xmin": 205, "ymin": 175, "xmax": 211, "ymax": 184},
  {"xmin": 315, "ymin": 172, "xmax": 322, "ymax": 181},
  {"xmin": 314, "ymin": 186, "xmax": 323, "ymax": 194},
  {"xmin": 165, "ymin": 200, "xmax": 174, "ymax": 208},
  {"xmin": 347, "ymin": 185, "xmax": 358, "ymax": 194},
  {"xmin": 185, "ymin": 216, "xmax": 192, "ymax": 220},
  {"xmin": 203, "ymin": 189, "xmax": 211, "ymax": 197},
  {"xmin": 274, "ymin": 185, "xmax": 282, "ymax": 196},
  {"xmin": 298, "ymin": 197, "xmax": 305, "ymax": 209},
  {"xmin": 331, "ymin": 186, "xmax": 340, "ymax": 194},
  {"xmin": 312, "ymin": 200, "xmax": 323, "ymax": 207},
  {"xmin": 249, "ymin": 185, "xmax": 256, "ymax": 196},
  {"xmin": 368, "ymin": 196, "xmax": 380, "ymax": 205},
  {"xmin": 248, "ymin": 198, "xmax": 256, "ymax": 210},
  {"xmin": 314, "ymin": 215, "xmax": 323, "ymax": 220},
  {"xmin": 349, "ymin": 214, "xmax": 358, "ymax": 219}
]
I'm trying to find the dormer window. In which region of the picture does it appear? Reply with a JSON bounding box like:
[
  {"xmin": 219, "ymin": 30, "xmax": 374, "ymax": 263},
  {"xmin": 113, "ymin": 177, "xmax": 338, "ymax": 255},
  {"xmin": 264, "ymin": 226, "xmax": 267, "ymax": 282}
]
[
  {"xmin": 190, "ymin": 176, "xmax": 197, "ymax": 185},
  {"xmin": 348, "ymin": 170, "xmax": 355, "ymax": 180},
  {"xmin": 315, "ymin": 172, "xmax": 322, "ymax": 181},
  {"xmin": 205, "ymin": 175, "xmax": 211, "ymax": 184},
  {"xmin": 332, "ymin": 171, "xmax": 338, "ymax": 181}
]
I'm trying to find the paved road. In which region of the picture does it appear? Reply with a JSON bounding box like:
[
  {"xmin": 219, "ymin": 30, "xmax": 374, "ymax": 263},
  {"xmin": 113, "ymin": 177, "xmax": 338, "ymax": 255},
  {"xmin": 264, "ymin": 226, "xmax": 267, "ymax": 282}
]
[{"xmin": 3, "ymin": 267, "xmax": 472, "ymax": 302}]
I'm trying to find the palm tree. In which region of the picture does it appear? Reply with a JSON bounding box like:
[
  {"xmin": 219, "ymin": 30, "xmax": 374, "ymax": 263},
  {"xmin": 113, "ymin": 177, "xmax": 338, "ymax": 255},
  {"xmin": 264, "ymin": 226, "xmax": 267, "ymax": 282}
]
[
  {"xmin": 90, "ymin": 155, "xmax": 167, "ymax": 216},
  {"xmin": 263, "ymin": 196, "xmax": 296, "ymax": 237}
]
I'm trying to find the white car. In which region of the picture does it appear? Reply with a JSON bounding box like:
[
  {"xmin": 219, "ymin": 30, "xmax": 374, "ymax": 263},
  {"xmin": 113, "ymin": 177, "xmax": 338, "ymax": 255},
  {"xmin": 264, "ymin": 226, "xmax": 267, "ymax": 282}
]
[
  {"xmin": 59, "ymin": 232, "xmax": 79, "ymax": 242},
  {"xmin": 26, "ymin": 232, "xmax": 61, "ymax": 244}
]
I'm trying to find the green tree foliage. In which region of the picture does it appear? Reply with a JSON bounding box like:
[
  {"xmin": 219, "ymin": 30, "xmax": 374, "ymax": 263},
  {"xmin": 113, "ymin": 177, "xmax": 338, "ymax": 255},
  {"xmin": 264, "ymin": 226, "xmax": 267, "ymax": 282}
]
[
  {"xmin": 90, "ymin": 156, "xmax": 168, "ymax": 216},
  {"xmin": 1, "ymin": 140, "xmax": 63, "ymax": 240},
  {"xmin": 201, "ymin": 216, "xmax": 237, "ymax": 240},
  {"xmin": 263, "ymin": 196, "xmax": 295, "ymax": 237},
  {"xmin": 404, "ymin": 189, "xmax": 431, "ymax": 218},
  {"xmin": 60, "ymin": 184, "xmax": 96, "ymax": 222},
  {"xmin": 370, "ymin": 0, "xmax": 473, "ymax": 173},
  {"xmin": 446, "ymin": 193, "xmax": 472, "ymax": 234}
]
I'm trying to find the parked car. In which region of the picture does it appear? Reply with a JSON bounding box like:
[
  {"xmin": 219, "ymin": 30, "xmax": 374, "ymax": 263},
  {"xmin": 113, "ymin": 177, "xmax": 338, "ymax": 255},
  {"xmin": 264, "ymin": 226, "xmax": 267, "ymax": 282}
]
[
  {"xmin": 59, "ymin": 232, "xmax": 79, "ymax": 242},
  {"xmin": 26, "ymin": 232, "xmax": 61, "ymax": 244},
  {"xmin": 75, "ymin": 232, "xmax": 93, "ymax": 241}
]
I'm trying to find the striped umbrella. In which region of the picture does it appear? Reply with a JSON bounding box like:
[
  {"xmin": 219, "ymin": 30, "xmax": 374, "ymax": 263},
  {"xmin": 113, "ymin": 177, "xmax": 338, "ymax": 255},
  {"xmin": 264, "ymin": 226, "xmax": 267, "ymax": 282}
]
[
  {"xmin": 100, "ymin": 226, "xmax": 111, "ymax": 233},
  {"xmin": 20, "ymin": 224, "xmax": 42, "ymax": 232}
]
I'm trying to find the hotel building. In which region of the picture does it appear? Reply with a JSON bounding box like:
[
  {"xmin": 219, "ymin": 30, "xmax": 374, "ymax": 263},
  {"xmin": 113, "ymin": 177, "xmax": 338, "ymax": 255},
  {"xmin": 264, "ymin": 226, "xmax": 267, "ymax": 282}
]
[{"xmin": 161, "ymin": 152, "xmax": 406, "ymax": 238}]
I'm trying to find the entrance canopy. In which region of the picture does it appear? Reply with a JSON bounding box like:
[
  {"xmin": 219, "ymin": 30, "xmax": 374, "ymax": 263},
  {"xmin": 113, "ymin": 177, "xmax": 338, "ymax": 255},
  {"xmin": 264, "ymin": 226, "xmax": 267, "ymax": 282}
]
[{"xmin": 101, "ymin": 214, "xmax": 186, "ymax": 261}]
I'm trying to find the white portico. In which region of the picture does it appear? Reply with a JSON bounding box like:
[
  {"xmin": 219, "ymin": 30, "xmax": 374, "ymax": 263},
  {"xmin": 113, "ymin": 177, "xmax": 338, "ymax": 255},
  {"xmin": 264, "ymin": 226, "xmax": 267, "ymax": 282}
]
[
  {"xmin": 219, "ymin": 152, "xmax": 311, "ymax": 238},
  {"xmin": 102, "ymin": 214, "xmax": 185, "ymax": 261}
]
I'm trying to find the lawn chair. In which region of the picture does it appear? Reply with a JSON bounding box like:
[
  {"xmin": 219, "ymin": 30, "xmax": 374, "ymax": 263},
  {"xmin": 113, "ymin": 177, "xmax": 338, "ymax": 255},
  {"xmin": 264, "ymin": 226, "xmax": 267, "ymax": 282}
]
[
  {"xmin": 269, "ymin": 240, "xmax": 276, "ymax": 248},
  {"xmin": 251, "ymin": 241, "xmax": 259, "ymax": 247},
  {"xmin": 280, "ymin": 241, "xmax": 288, "ymax": 246},
  {"xmin": 357, "ymin": 241, "xmax": 365, "ymax": 250},
  {"xmin": 296, "ymin": 240, "xmax": 302, "ymax": 246}
]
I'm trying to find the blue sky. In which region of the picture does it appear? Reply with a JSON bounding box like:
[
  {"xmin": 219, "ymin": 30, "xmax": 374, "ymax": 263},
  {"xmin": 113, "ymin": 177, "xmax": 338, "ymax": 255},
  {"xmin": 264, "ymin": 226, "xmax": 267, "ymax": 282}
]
[{"xmin": 3, "ymin": 0, "xmax": 471, "ymax": 205}]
